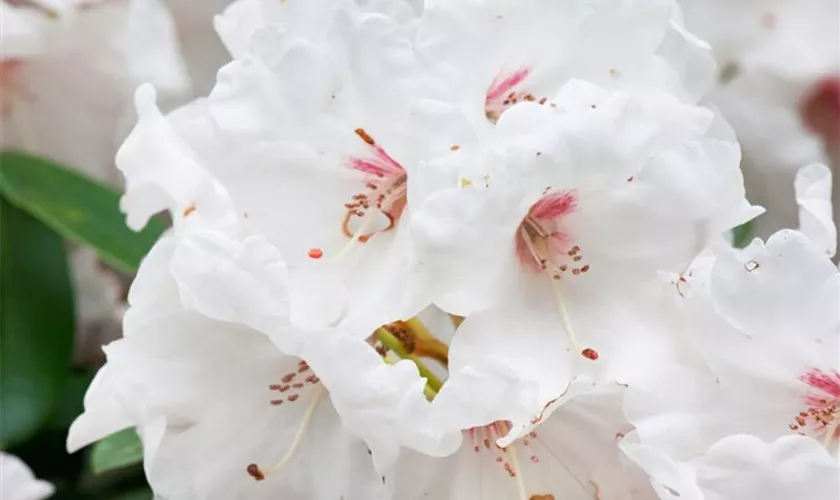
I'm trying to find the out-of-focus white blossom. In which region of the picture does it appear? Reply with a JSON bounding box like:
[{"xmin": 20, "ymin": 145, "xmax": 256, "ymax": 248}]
[
  {"xmin": 0, "ymin": 0, "xmax": 189, "ymax": 184},
  {"xmin": 679, "ymin": 0, "xmax": 840, "ymax": 236},
  {"xmin": 0, "ymin": 452, "xmax": 54, "ymax": 500}
]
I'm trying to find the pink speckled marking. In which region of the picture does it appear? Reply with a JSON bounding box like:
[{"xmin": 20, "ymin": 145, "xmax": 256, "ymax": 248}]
[
  {"xmin": 349, "ymin": 145, "xmax": 404, "ymax": 178},
  {"xmin": 341, "ymin": 129, "xmax": 408, "ymax": 242},
  {"xmin": 801, "ymin": 368, "xmax": 840, "ymax": 404},
  {"xmin": 516, "ymin": 191, "xmax": 582, "ymax": 275},
  {"xmin": 529, "ymin": 191, "xmax": 577, "ymax": 220},
  {"xmin": 486, "ymin": 67, "xmax": 532, "ymax": 102}
]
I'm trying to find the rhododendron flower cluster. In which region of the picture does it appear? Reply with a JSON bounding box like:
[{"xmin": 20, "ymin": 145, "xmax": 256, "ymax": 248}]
[{"xmin": 66, "ymin": 0, "xmax": 839, "ymax": 499}]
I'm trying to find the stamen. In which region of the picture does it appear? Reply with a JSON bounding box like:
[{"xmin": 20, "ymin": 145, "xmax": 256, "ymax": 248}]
[
  {"xmin": 514, "ymin": 191, "xmax": 596, "ymax": 359},
  {"xmin": 549, "ymin": 277, "xmax": 596, "ymax": 360},
  {"xmin": 490, "ymin": 421, "xmax": 530, "ymax": 500},
  {"xmin": 328, "ymin": 127, "xmax": 407, "ymax": 256},
  {"xmin": 246, "ymin": 385, "xmax": 324, "ymax": 481},
  {"xmin": 334, "ymin": 211, "xmax": 379, "ymax": 259}
]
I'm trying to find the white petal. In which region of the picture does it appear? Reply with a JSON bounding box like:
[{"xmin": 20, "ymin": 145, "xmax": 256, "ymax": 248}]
[
  {"xmin": 66, "ymin": 364, "xmax": 134, "ymax": 452},
  {"xmin": 117, "ymin": 85, "xmax": 232, "ymax": 231},
  {"xmin": 695, "ymin": 435, "xmax": 839, "ymax": 500},
  {"xmin": 710, "ymin": 230, "xmax": 839, "ymax": 368},
  {"xmin": 301, "ymin": 330, "xmax": 461, "ymax": 470},
  {"xmin": 795, "ymin": 163, "xmax": 836, "ymax": 257},
  {"xmin": 0, "ymin": 453, "xmax": 54, "ymax": 500}
]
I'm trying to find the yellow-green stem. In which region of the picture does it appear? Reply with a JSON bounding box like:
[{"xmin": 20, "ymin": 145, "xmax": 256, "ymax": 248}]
[{"xmin": 376, "ymin": 327, "xmax": 444, "ymax": 393}]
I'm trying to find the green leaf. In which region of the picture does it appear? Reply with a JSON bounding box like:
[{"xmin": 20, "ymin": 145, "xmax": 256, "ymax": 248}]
[
  {"xmin": 48, "ymin": 371, "xmax": 95, "ymax": 430},
  {"xmin": 0, "ymin": 151, "xmax": 167, "ymax": 274},
  {"xmin": 110, "ymin": 488, "xmax": 153, "ymax": 500},
  {"xmin": 109, "ymin": 488, "xmax": 154, "ymax": 500},
  {"xmin": 731, "ymin": 218, "xmax": 757, "ymax": 249},
  {"xmin": 91, "ymin": 429, "xmax": 143, "ymax": 475},
  {"xmin": 1, "ymin": 197, "xmax": 75, "ymax": 447}
]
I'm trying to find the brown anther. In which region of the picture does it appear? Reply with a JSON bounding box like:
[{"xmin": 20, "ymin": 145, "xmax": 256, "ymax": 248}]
[
  {"xmin": 246, "ymin": 463, "xmax": 265, "ymax": 481},
  {"xmin": 504, "ymin": 463, "xmax": 515, "ymax": 477},
  {"xmin": 530, "ymin": 496, "xmax": 555, "ymax": 500},
  {"xmin": 292, "ymin": 383, "xmax": 304, "ymax": 389},
  {"xmin": 572, "ymin": 269, "xmax": 581, "ymax": 276},
  {"xmin": 581, "ymin": 348, "xmax": 599, "ymax": 360},
  {"xmin": 538, "ymin": 97, "xmax": 547, "ymax": 105},
  {"xmin": 288, "ymin": 394, "xmax": 300, "ymax": 402},
  {"xmin": 183, "ymin": 203, "xmax": 197, "ymax": 218},
  {"xmin": 559, "ymin": 265, "xmax": 568, "ymax": 272},
  {"xmin": 355, "ymin": 128, "xmax": 375, "ymax": 145},
  {"xmin": 450, "ymin": 145, "xmax": 460, "ymax": 151},
  {"xmin": 530, "ymin": 455, "xmax": 539, "ymax": 463},
  {"xmin": 627, "ymin": 176, "xmax": 634, "ymax": 182},
  {"xmin": 580, "ymin": 264, "xmax": 590, "ymax": 273},
  {"xmin": 483, "ymin": 438, "xmax": 491, "ymax": 449},
  {"xmin": 282, "ymin": 373, "xmax": 295, "ymax": 383},
  {"xmin": 496, "ymin": 457, "xmax": 503, "ymax": 463},
  {"xmin": 270, "ymin": 399, "xmax": 284, "ymax": 406}
]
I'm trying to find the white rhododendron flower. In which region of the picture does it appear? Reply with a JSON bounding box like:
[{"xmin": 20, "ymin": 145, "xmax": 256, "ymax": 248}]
[
  {"xmin": 60, "ymin": 0, "xmax": 838, "ymax": 498},
  {"xmin": 0, "ymin": 453, "xmax": 54, "ymax": 500},
  {"xmin": 67, "ymin": 238, "xmax": 390, "ymax": 500},
  {"xmin": 200, "ymin": 0, "xmax": 437, "ymax": 335},
  {"xmin": 71, "ymin": 84, "xmax": 444, "ymax": 485},
  {"xmin": 622, "ymin": 230, "xmax": 840, "ymax": 499}
]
